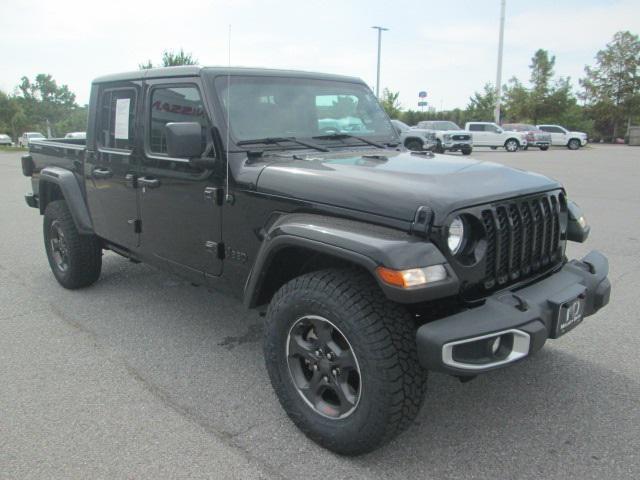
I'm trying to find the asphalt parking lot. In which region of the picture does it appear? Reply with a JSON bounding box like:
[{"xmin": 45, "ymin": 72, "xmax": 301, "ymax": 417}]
[{"xmin": 1, "ymin": 144, "xmax": 638, "ymax": 479}]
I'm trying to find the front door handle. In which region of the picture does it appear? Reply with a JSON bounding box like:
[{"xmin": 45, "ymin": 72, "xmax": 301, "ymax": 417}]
[
  {"xmin": 92, "ymin": 167, "xmax": 113, "ymax": 179},
  {"xmin": 138, "ymin": 176, "xmax": 160, "ymax": 188}
]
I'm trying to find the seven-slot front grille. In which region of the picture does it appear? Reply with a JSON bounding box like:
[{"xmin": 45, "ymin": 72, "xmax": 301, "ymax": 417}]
[
  {"xmin": 452, "ymin": 134, "xmax": 471, "ymax": 141},
  {"xmin": 480, "ymin": 193, "xmax": 564, "ymax": 290}
]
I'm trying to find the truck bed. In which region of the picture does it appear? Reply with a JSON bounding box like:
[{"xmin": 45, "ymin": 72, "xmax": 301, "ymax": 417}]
[{"xmin": 28, "ymin": 138, "xmax": 86, "ymax": 174}]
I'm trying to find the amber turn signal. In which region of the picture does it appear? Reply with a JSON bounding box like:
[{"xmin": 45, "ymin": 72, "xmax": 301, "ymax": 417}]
[{"xmin": 376, "ymin": 265, "xmax": 447, "ymax": 288}]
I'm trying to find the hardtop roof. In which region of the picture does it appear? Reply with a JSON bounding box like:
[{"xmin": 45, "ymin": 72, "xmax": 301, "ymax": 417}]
[{"xmin": 92, "ymin": 66, "xmax": 365, "ymax": 85}]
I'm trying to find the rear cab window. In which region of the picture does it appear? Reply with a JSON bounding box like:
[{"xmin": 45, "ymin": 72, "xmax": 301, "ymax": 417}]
[{"xmin": 97, "ymin": 88, "xmax": 137, "ymax": 150}]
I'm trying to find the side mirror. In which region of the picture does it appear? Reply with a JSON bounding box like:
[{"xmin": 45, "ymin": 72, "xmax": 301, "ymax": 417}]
[
  {"xmin": 165, "ymin": 122, "xmax": 205, "ymax": 159},
  {"xmin": 567, "ymin": 200, "xmax": 590, "ymax": 243}
]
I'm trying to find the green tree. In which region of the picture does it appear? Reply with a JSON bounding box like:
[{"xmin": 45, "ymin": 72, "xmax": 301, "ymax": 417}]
[
  {"xmin": 380, "ymin": 88, "xmax": 401, "ymax": 118},
  {"xmin": 14, "ymin": 74, "xmax": 79, "ymax": 137},
  {"xmin": 502, "ymin": 77, "xmax": 530, "ymax": 122},
  {"xmin": 140, "ymin": 48, "xmax": 199, "ymax": 69},
  {"xmin": 528, "ymin": 49, "xmax": 556, "ymax": 123},
  {"xmin": 466, "ymin": 83, "xmax": 496, "ymax": 121},
  {"xmin": 580, "ymin": 31, "xmax": 640, "ymax": 139}
]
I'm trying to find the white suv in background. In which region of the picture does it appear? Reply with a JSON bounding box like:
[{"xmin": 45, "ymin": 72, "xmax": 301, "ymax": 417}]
[
  {"xmin": 465, "ymin": 122, "xmax": 527, "ymax": 152},
  {"xmin": 537, "ymin": 125, "xmax": 588, "ymax": 150}
]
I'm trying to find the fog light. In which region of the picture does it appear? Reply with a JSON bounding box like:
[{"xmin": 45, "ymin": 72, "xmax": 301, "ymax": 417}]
[
  {"xmin": 376, "ymin": 264, "xmax": 447, "ymax": 288},
  {"xmin": 488, "ymin": 336, "xmax": 501, "ymax": 355}
]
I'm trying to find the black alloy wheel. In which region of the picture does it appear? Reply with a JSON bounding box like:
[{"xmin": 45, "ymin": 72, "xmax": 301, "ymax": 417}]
[{"xmin": 286, "ymin": 315, "xmax": 361, "ymax": 419}]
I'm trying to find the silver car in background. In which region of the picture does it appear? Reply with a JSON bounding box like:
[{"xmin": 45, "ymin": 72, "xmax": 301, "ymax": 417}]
[{"xmin": 0, "ymin": 134, "xmax": 12, "ymax": 146}]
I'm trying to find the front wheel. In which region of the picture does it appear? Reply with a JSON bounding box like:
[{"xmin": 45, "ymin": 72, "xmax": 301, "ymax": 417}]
[
  {"xmin": 435, "ymin": 140, "xmax": 445, "ymax": 154},
  {"xmin": 504, "ymin": 139, "xmax": 520, "ymax": 152},
  {"xmin": 461, "ymin": 147, "xmax": 473, "ymax": 155},
  {"xmin": 540, "ymin": 145, "xmax": 549, "ymax": 151},
  {"xmin": 405, "ymin": 138, "xmax": 423, "ymax": 151},
  {"xmin": 44, "ymin": 200, "xmax": 102, "ymax": 289},
  {"xmin": 264, "ymin": 269, "xmax": 427, "ymax": 456},
  {"xmin": 567, "ymin": 139, "xmax": 581, "ymax": 150}
]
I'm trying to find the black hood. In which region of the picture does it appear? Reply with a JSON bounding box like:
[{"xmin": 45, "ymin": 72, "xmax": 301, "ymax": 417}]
[{"xmin": 255, "ymin": 150, "xmax": 561, "ymax": 225}]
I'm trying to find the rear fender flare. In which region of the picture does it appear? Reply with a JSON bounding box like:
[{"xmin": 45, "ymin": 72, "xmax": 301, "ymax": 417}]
[{"xmin": 39, "ymin": 167, "xmax": 94, "ymax": 235}]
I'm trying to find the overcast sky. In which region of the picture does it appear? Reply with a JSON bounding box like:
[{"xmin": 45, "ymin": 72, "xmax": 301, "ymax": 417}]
[{"xmin": 1, "ymin": 0, "xmax": 638, "ymax": 111}]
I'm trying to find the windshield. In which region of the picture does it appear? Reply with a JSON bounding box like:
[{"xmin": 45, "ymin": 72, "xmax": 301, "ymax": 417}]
[
  {"xmin": 214, "ymin": 76, "xmax": 396, "ymax": 145},
  {"xmin": 432, "ymin": 121, "xmax": 460, "ymax": 130}
]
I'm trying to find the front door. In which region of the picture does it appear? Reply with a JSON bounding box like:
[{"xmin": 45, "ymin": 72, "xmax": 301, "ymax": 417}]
[
  {"xmin": 85, "ymin": 84, "xmax": 141, "ymax": 250},
  {"xmin": 138, "ymin": 79, "xmax": 223, "ymax": 279}
]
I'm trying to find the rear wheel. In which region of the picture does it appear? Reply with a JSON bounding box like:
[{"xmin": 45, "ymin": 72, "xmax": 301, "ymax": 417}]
[
  {"xmin": 567, "ymin": 138, "xmax": 581, "ymax": 150},
  {"xmin": 405, "ymin": 138, "xmax": 423, "ymax": 151},
  {"xmin": 44, "ymin": 200, "xmax": 102, "ymax": 289},
  {"xmin": 264, "ymin": 269, "xmax": 427, "ymax": 455},
  {"xmin": 505, "ymin": 139, "xmax": 520, "ymax": 152}
]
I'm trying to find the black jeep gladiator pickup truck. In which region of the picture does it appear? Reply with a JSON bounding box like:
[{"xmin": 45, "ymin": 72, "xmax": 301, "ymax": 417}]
[{"xmin": 22, "ymin": 66, "xmax": 611, "ymax": 455}]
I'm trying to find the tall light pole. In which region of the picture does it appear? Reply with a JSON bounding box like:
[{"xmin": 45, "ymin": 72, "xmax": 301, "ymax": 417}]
[
  {"xmin": 494, "ymin": 0, "xmax": 506, "ymax": 124},
  {"xmin": 372, "ymin": 26, "xmax": 388, "ymax": 98}
]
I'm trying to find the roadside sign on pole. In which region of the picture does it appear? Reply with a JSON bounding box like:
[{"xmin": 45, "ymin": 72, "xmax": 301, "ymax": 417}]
[
  {"xmin": 418, "ymin": 91, "xmax": 427, "ymax": 98},
  {"xmin": 418, "ymin": 101, "xmax": 428, "ymax": 107}
]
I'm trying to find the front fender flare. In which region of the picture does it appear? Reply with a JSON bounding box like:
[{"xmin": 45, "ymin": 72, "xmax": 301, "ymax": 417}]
[
  {"xmin": 244, "ymin": 213, "xmax": 459, "ymax": 307},
  {"xmin": 39, "ymin": 167, "xmax": 94, "ymax": 235}
]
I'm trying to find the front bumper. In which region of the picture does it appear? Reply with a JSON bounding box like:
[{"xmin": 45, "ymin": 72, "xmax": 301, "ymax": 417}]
[
  {"xmin": 530, "ymin": 141, "xmax": 550, "ymax": 147},
  {"xmin": 443, "ymin": 142, "xmax": 472, "ymax": 150},
  {"xmin": 416, "ymin": 251, "xmax": 611, "ymax": 375}
]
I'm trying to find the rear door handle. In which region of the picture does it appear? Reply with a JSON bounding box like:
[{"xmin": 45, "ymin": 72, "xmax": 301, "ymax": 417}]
[
  {"xmin": 92, "ymin": 167, "xmax": 113, "ymax": 179},
  {"xmin": 138, "ymin": 176, "xmax": 160, "ymax": 188}
]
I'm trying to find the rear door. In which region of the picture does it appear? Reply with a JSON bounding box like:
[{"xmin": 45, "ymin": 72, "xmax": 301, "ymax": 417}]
[
  {"xmin": 85, "ymin": 83, "xmax": 141, "ymax": 250},
  {"xmin": 138, "ymin": 78, "xmax": 223, "ymax": 279},
  {"xmin": 468, "ymin": 124, "xmax": 488, "ymax": 146},
  {"xmin": 540, "ymin": 126, "xmax": 565, "ymax": 145}
]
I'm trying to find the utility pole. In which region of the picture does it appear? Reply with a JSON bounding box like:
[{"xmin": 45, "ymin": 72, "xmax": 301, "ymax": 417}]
[
  {"xmin": 494, "ymin": 0, "xmax": 506, "ymax": 124},
  {"xmin": 372, "ymin": 26, "xmax": 388, "ymax": 98}
]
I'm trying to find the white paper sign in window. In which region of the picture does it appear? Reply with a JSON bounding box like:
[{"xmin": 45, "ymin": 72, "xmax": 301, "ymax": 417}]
[{"xmin": 114, "ymin": 98, "xmax": 131, "ymax": 140}]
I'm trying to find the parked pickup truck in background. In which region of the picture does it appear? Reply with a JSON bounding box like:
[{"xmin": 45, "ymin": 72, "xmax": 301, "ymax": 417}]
[
  {"xmin": 18, "ymin": 132, "xmax": 46, "ymax": 148},
  {"xmin": 21, "ymin": 66, "xmax": 610, "ymax": 456},
  {"xmin": 537, "ymin": 124, "xmax": 588, "ymax": 150},
  {"xmin": 465, "ymin": 122, "xmax": 527, "ymax": 152},
  {"xmin": 415, "ymin": 120, "xmax": 473, "ymax": 155},
  {"xmin": 502, "ymin": 123, "xmax": 551, "ymax": 151},
  {"xmin": 390, "ymin": 119, "xmax": 436, "ymax": 151}
]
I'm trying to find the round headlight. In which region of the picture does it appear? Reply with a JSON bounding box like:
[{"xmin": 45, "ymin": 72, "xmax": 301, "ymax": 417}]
[{"xmin": 448, "ymin": 216, "xmax": 465, "ymax": 254}]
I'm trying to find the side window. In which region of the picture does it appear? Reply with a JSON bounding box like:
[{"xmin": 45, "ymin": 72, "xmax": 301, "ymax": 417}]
[
  {"xmin": 149, "ymin": 86, "xmax": 208, "ymax": 155},
  {"xmin": 97, "ymin": 89, "xmax": 136, "ymax": 150},
  {"xmin": 468, "ymin": 124, "xmax": 483, "ymax": 132}
]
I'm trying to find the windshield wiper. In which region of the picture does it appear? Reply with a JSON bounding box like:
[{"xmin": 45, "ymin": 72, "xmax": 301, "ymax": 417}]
[
  {"xmin": 236, "ymin": 136, "xmax": 328, "ymax": 152},
  {"xmin": 311, "ymin": 133, "xmax": 386, "ymax": 149}
]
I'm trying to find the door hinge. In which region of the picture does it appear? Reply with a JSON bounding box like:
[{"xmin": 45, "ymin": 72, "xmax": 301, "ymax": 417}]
[
  {"xmin": 204, "ymin": 187, "xmax": 224, "ymax": 206},
  {"xmin": 205, "ymin": 241, "xmax": 225, "ymax": 259}
]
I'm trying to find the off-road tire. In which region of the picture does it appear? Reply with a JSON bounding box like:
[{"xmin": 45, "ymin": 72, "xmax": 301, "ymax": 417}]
[
  {"xmin": 405, "ymin": 138, "xmax": 423, "ymax": 151},
  {"xmin": 264, "ymin": 269, "xmax": 427, "ymax": 456},
  {"xmin": 567, "ymin": 138, "xmax": 581, "ymax": 150},
  {"xmin": 44, "ymin": 200, "xmax": 102, "ymax": 289}
]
